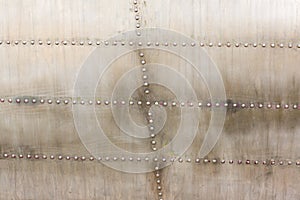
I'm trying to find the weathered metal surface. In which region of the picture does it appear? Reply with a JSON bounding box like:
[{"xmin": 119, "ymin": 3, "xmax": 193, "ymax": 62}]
[{"xmin": 0, "ymin": 0, "xmax": 299, "ymax": 199}]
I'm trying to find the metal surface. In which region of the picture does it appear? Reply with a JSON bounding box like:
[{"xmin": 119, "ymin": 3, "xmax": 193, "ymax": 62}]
[{"xmin": 0, "ymin": 0, "xmax": 299, "ymax": 199}]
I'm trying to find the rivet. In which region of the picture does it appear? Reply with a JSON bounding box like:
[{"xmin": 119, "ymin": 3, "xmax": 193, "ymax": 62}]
[
  {"xmin": 71, "ymin": 41, "xmax": 76, "ymax": 45},
  {"xmin": 262, "ymin": 160, "xmax": 267, "ymax": 165},
  {"xmin": 3, "ymin": 153, "xmax": 8, "ymax": 158},
  {"xmin": 279, "ymin": 161, "xmax": 283, "ymax": 165},
  {"xmin": 198, "ymin": 102, "xmax": 202, "ymax": 107},
  {"xmin": 37, "ymin": 40, "xmax": 42, "ymax": 45},
  {"xmin": 14, "ymin": 40, "xmax": 19, "ymax": 45},
  {"xmin": 154, "ymin": 166, "xmax": 159, "ymax": 171},
  {"xmin": 129, "ymin": 100, "xmax": 134, "ymax": 105},
  {"xmin": 226, "ymin": 42, "xmax": 231, "ymax": 47},
  {"xmin": 147, "ymin": 42, "xmax": 151, "ymax": 46},
  {"xmin": 261, "ymin": 43, "xmax": 266, "ymax": 47},
  {"xmin": 182, "ymin": 42, "xmax": 187, "ymax": 46},
  {"xmin": 203, "ymin": 159, "xmax": 209, "ymax": 163},
  {"xmin": 195, "ymin": 158, "xmax": 200, "ymax": 163},
  {"xmin": 254, "ymin": 160, "xmax": 259, "ymax": 165},
  {"xmin": 206, "ymin": 102, "xmax": 211, "ymax": 107},
  {"xmin": 79, "ymin": 41, "xmax": 84, "ymax": 45},
  {"xmin": 250, "ymin": 103, "xmax": 255, "ymax": 108},
  {"xmin": 97, "ymin": 157, "xmax": 102, "ymax": 161},
  {"xmin": 186, "ymin": 158, "xmax": 191, "ymax": 162},
  {"xmin": 6, "ymin": 40, "xmax": 10, "ymax": 45},
  {"xmin": 58, "ymin": 155, "xmax": 63, "ymax": 160},
  {"xmin": 96, "ymin": 41, "xmax": 101, "ymax": 45},
  {"xmin": 150, "ymin": 133, "xmax": 155, "ymax": 138},
  {"xmin": 64, "ymin": 100, "xmax": 69, "ymax": 104},
  {"xmin": 224, "ymin": 103, "xmax": 229, "ymax": 107},
  {"xmin": 157, "ymin": 185, "xmax": 162, "ymax": 190},
  {"xmin": 252, "ymin": 43, "xmax": 257, "ymax": 47},
  {"xmin": 88, "ymin": 41, "xmax": 92, "ymax": 45},
  {"xmin": 229, "ymin": 160, "xmax": 233, "ymax": 164},
  {"xmin": 246, "ymin": 160, "xmax": 250, "ymax": 164},
  {"xmin": 81, "ymin": 156, "xmax": 86, "ymax": 161},
  {"xmin": 288, "ymin": 43, "xmax": 293, "ymax": 48},
  {"xmin": 145, "ymin": 157, "xmax": 149, "ymax": 161},
  {"xmin": 173, "ymin": 42, "xmax": 177, "ymax": 46},
  {"xmin": 48, "ymin": 99, "xmax": 52, "ymax": 104},
  {"xmin": 72, "ymin": 100, "xmax": 77, "ymax": 104},
  {"xmin": 137, "ymin": 101, "xmax": 142, "ymax": 105},
  {"xmin": 212, "ymin": 159, "xmax": 217, "ymax": 163},
  {"xmin": 138, "ymin": 42, "xmax": 142, "ymax": 46},
  {"xmin": 271, "ymin": 161, "xmax": 275, "ymax": 165},
  {"xmin": 235, "ymin": 43, "xmax": 239, "ymax": 47},
  {"xmin": 40, "ymin": 99, "xmax": 45, "ymax": 104},
  {"xmin": 215, "ymin": 102, "xmax": 220, "ymax": 107},
  {"xmin": 30, "ymin": 40, "xmax": 35, "ymax": 45},
  {"xmin": 232, "ymin": 103, "xmax": 237, "ymax": 108},
  {"xmin": 142, "ymin": 67, "xmax": 146, "ymax": 72},
  {"xmin": 121, "ymin": 157, "xmax": 125, "ymax": 161},
  {"xmin": 191, "ymin": 42, "xmax": 195, "ymax": 47},
  {"xmin": 244, "ymin": 43, "xmax": 249, "ymax": 47},
  {"xmin": 55, "ymin": 41, "xmax": 59, "ymax": 45},
  {"xmin": 50, "ymin": 155, "xmax": 55, "ymax": 159},
  {"xmin": 11, "ymin": 154, "xmax": 16, "ymax": 158},
  {"xmin": 221, "ymin": 159, "xmax": 225, "ymax": 164},
  {"xmin": 42, "ymin": 155, "xmax": 47, "ymax": 159},
  {"xmin": 208, "ymin": 42, "xmax": 213, "ymax": 47},
  {"xmin": 241, "ymin": 103, "xmax": 246, "ymax": 108},
  {"xmin": 258, "ymin": 103, "xmax": 263, "ymax": 108},
  {"xmin": 34, "ymin": 155, "xmax": 39, "ymax": 159},
  {"xmin": 276, "ymin": 104, "xmax": 281, "ymax": 109},
  {"xmin": 89, "ymin": 156, "xmax": 94, "ymax": 161},
  {"xmin": 8, "ymin": 98, "xmax": 12, "ymax": 103},
  {"xmin": 73, "ymin": 156, "xmax": 79, "ymax": 160},
  {"xmin": 22, "ymin": 40, "xmax": 27, "ymax": 45},
  {"xmin": 162, "ymin": 158, "xmax": 166, "ymax": 162},
  {"xmin": 217, "ymin": 42, "xmax": 222, "ymax": 47},
  {"xmin": 152, "ymin": 147, "xmax": 157, "ymax": 151},
  {"xmin": 284, "ymin": 104, "xmax": 289, "ymax": 109},
  {"xmin": 158, "ymin": 192, "xmax": 163, "ymax": 196},
  {"xmin": 297, "ymin": 44, "xmax": 300, "ymax": 48},
  {"xmin": 63, "ymin": 41, "xmax": 68, "ymax": 45},
  {"xmin": 146, "ymin": 101, "xmax": 151, "ymax": 106},
  {"xmin": 180, "ymin": 102, "xmax": 185, "ymax": 107},
  {"xmin": 154, "ymin": 157, "xmax": 158, "ymax": 162},
  {"xmin": 129, "ymin": 157, "xmax": 133, "ymax": 161},
  {"xmin": 24, "ymin": 98, "xmax": 29, "ymax": 103},
  {"xmin": 19, "ymin": 154, "xmax": 23, "ymax": 158},
  {"xmin": 270, "ymin": 43, "xmax": 275, "ymax": 48},
  {"xmin": 155, "ymin": 42, "xmax": 160, "ymax": 46},
  {"xmin": 104, "ymin": 100, "xmax": 110, "ymax": 105},
  {"xmin": 296, "ymin": 161, "xmax": 300, "ymax": 165},
  {"xmin": 134, "ymin": 7, "xmax": 138, "ymax": 12},
  {"xmin": 293, "ymin": 104, "xmax": 298, "ymax": 109},
  {"xmin": 56, "ymin": 99, "xmax": 60, "ymax": 104},
  {"xmin": 136, "ymin": 157, "xmax": 141, "ymax": 161},
  {"xmin": 66, "ymin": 156, "xmax": 70, "ymax": 160},
  {"xmin": 129, "ymin": 41, "xmax": 133, "ymax": 46},
  {"xmin": 279, "ymin": 43, "xmax": 284, "ymax": 48},
  {"xmin": 32, "ymin": 99, "xmax": 36, "ymax": 103},
  {"xmin": 238, "ymin": 160, "xmax": 242, "ymax": 164},
  {"xmin": 27, "ymin": 154, "xmax": 32, "ymax": 159},
  {"xmin": 267, "ymin": 104, "xmax": 272, "ymax": 108},
  {"xmin": 200, "ymin": 42, "xmax": 204, "ymax": 47},
  {"xmin": 149, "ymin": 126, "xmax": 154, "ymax": 131},
  {"xmin": 171, "ymin": 102, "xmax": 177, "ymax": 106},
  {"xmin": 288, "ymin": 161, "xmax": 292, "ymax": 165}
]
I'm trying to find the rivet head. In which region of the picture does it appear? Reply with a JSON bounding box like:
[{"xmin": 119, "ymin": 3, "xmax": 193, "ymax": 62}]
[{"xmin": 203, "ymin": 159, "xmax": 209, "ymax": 163}]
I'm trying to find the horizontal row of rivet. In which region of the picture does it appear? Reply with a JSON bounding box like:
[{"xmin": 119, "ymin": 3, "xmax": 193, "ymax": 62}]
[
  {"xmin": 0, "ymin": 98, "xmax": 299, "ymax": 109},
  {"xmin": 1, "ymin": 40, "xmax": 300, "ymax": 48},
  {"xmin": 1, "ymin": 153, "xmax": 299, "ymax": 166}
]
